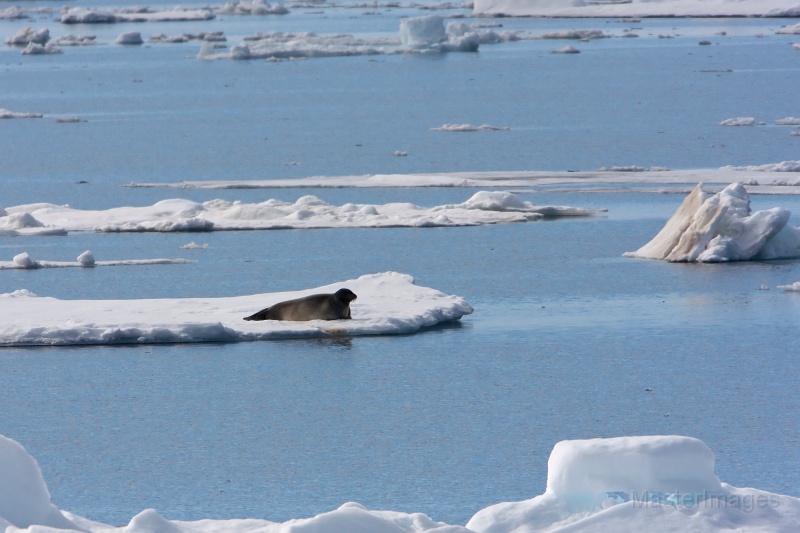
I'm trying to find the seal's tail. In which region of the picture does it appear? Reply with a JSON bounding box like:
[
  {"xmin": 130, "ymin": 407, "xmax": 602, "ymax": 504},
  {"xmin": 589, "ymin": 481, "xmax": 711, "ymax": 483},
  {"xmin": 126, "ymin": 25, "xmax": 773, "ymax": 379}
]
[{"xmin": 243, "ymin": 307, "xmax": 270, "ymax": 321}]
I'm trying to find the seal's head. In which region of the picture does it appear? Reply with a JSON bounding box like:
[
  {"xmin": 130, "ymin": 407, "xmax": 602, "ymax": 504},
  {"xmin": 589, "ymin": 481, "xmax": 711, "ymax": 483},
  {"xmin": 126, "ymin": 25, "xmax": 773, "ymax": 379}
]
[{"xmin": 335, "ymin": 288, "xmax": 357, "ymax": 304}]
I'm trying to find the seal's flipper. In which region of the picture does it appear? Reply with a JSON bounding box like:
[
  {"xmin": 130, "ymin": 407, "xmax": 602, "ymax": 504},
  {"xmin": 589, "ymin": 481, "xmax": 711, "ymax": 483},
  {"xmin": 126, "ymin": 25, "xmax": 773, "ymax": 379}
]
[{"xmin": 243, "ymin": 307, "xmax": 270, "ymax": 321}]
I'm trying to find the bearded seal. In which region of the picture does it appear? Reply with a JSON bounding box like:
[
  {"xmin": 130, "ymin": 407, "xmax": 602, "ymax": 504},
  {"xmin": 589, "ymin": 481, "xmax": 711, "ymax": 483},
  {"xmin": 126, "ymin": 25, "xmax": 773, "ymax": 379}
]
[{"xmin": 243, "ymin": 288, "xmax": 357, "ymax": 321}]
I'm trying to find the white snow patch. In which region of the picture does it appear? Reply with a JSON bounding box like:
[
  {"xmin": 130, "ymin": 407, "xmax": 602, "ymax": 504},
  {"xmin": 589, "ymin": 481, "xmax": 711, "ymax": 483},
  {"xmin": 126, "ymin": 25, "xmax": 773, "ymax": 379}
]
[
  {"xmin": 625, "ymin": 182, "xmax": 800, "ymax": 262},
  {"xmin": 0, "ymin": 272, "xmax": 472, "ymax": 346}
]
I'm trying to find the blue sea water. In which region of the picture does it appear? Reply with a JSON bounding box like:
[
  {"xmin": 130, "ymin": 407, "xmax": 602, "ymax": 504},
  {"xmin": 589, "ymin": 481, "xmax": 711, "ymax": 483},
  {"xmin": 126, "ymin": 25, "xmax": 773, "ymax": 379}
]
[{"xmin": 1, "ymin": 3, "xmax": 800, "ymax": 528}]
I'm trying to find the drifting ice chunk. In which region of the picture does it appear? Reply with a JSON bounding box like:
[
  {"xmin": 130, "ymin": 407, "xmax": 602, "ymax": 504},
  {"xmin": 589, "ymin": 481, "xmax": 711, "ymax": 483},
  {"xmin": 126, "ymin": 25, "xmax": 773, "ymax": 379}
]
[
  {"xmin": 77, "ymin": 250, "xmax": 95, "ymax": 266},
  {"xmin": 13, "ymin": 252, "xmax": 39, "ymax": 269},
  {"xmin": 625, "ymin": 183, "xmax": 800, "ymax": 262},
  {"xmin": 116, "ymin": 32, "xmax": 143, "ymax": 45},
  {"xmin": 400, "ymin": 15, "xmax": 447, "ymax": 48},
  {"xmin": 5, "ymin": 27, "xmax": 49, "ymax": 45}
]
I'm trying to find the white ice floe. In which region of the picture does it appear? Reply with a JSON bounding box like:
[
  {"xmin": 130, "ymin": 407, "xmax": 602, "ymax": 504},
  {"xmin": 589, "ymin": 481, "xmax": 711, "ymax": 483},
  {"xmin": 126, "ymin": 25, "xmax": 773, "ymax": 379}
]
[
  {"xmin": 551, "ymin": 44, "xmax": 580, "ymax": 53},
  {"xmin": 776, "ymin": 117, "xmax": 800, "ymax": 125},
  {"xmin": 4, "ymin": 27, "xmax": 49, "ymax": 46},
  {"xmin": 3, "ymin": 192, "xmax": 602, "ymax": 235},
  {"xmin": 777, "ymin": 22, "xmax": 800, "ymax": 34},
  {"xmin": 625, "ymin": 182, "xmax": 800, "ymax": 262},
  {"xmin": 116, "ymin": 31, "xmax": 144, "ymax": 45},
  {"xmin": 0, "ymin": 6, "xmax": 26, "ymax": 20},
  {"xmin": 218, "ymin": 0, "xmax": 289, "ymax": 15},
  {"xmin": 60, "ymin": 7, "xmax": 215, "ymax": 24},
  {"xmin": 540, "ymin": 29, "xmax": 608, "ymax": 40},
  {"xmin": 180, "ymin": 241, "xmax": 208, "ymax": 249},
  {"xmin": 20, "ymin": 42, "xmax": 62, "ymax": 55},
  {"xmin": 0, "ymin": 108, "xmax": 43, "ymax": 119},
  {"xmin": 468, "ymin": 435, "xmax": 800, "ymax": 533},
  {"xmin": 473, "ymin": 0, "xmax": 800, "ymax": 18},
  {"xmin": 1, "ymin": 249, "xmax": 192, "ymax": 270},
  {"xmin": 127, "ymin": 168, "xmax": 800, "ymax": 195},
  {"xmin": 50, "ymin": 34, "xmax": 95, "ymax": 46},
  {"xmin": 3, "ymin": 432, "xmax": 800, "ymax": 532},
  {"xmin": 199, "ymin": 15, "xmax": 516, "ymax": 60},
  {"xmin": 777, "ymin": 281, "xmax": 800, "ymax": 291},
  {"xmin": 719, "ymin": 117, "xmax": 761, "ymax": 126},
  {"xmin": 0, "ymin": 271, "xmax": 472, "ymax": 346},
  {"xmin": 431, "ymin": 123, "xmax": 510, "ymax": 131},
  {"xmin": 722, "ymin": 160, "xmax": 800, "ymax": 172}
]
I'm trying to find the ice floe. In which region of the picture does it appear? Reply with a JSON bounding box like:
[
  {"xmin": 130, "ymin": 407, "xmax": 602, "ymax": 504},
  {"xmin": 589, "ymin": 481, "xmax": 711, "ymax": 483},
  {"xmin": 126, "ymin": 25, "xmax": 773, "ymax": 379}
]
[
  {"xmin": 467, "ymin": 435, "xmax": 800, "ymax": 533},
  {"xmin": 124, "ymin": 168, "xmax": 800, "ymax": 195},
  {"xmin": 722, "ymin": 160, "xmax": 800, "ymax": 172},
  {"xmin": 431, "ymin": 123, "xmax": 510, "ymax": 131},
  {"xmin": 473, "ymin": 0, "xmax": 800, "ymax": 18},
  {"xmin": 0, "ymin": 250, "xmax": 193, "ymax": 270},
  {"xmin": 551, "ymin": 44, "xmax": 580, "ymax": 53},
  {"xmin": 116, "ymin": 31, "xmax": 144, "ymax": 45},
  {"xmin": 2, "ymin": 192, "xmax": 603, "ymax": 235},
  {"xmin": 4, "ymin": 27, "xmax": 49, "ymax": 46},
  {"xmin": 59, "ymin": 6, "xmax": 216, "ymax": 24},
  {"xmin": 2, "ymin": 432, "xmax": 799, "ymax": 531},
  {"xmin": 776, "ymin": 117, "xmax": 800, "ymax": 125},
  {"xmin": 625, "ymin": 182, "xmax": 800, "ymax": 262},
  {"xmin": 199, "ymin": 15, "xmax": 518, "ymax": 60},
  {"xmin": 0, "ymin": 271, "xmax": 472, "ymax": 346},
  {"xmin": 21, "ymin": 42, "xmax": 62, "ymax": 55},
  {"xmin": 218, "ymin": 0, "xmax": 289, "ymax": 15},
  {"xmin": 719, "ymin": 117, "xmax": 763, "ymax": 126}
]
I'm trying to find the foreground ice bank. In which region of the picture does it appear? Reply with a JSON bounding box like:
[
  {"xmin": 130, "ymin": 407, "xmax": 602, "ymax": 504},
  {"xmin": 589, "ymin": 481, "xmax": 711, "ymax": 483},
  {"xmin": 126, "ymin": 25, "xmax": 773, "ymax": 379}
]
[
  {"xmin": 625, "ymin": 183, "xmax": 800, "ymax": 262},
  {"xmin": 0, "ymin": 272, "xmax": 472, "ymax": 346},
  {"xmin": 3, "ymin": 434, "xmax": 800, "ymax": 532},
  {"xmin": 468, "ymin": 435, "xmax": 800, "ymax": 533}
]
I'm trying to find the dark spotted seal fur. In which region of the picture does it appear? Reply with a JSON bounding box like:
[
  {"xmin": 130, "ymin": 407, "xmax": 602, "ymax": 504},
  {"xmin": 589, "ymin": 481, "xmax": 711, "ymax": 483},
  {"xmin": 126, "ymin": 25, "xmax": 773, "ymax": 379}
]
[{"xmin": 243, "ymin": 288, "xmax": 357, "ymax": 321}]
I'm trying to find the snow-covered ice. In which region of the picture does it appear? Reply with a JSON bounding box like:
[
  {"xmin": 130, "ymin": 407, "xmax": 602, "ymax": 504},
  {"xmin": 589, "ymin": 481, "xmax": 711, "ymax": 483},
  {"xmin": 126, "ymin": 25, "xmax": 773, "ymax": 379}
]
[
  {"xmin": 467, "ymin": 435, "xmax": 800, "ymax": 533},
  {"xmin": 116, "ymin": 31, "xmax": 144, "ymax": 45},
  {"xmin": 2, "ymin": 192, "xmax": 602, "ymax": 235},
  {"xmin": 218, "ymin": 0, "xmax": 289, "ymax": 16},
  {"xmin": 4, "ymin": 27, "xmax": 49, "ymax": 46},
  {"xmin": 199, "ymin": 15, "xmax": 518, "ymax": 60},
  {"xmin": 432, "ymin": 124, "xmax": 510, "ymax": 131},
  {"xmin": 473, "ymin": 0, "xmax": 800, "ymax": 18},
  {"xmin": 0, "ymin": 250, "xmax": 193, "ymax": 270},
  {"xmin": 719, "ymin": 117, "xmax": 761, "ymax": 127},
  {"xmin": 625, "ymin": 183, "xmax": 800, "ymax": 262},
  {"xmin": 0, "ymin": 108, "xmax": 43, "ymax": 119},
  {"xmin": 2, "ymin": 432, "xmax": 799, "ymax": 532},
  {"xmin": 551, "ymin": 44, "xmax": 580, "ymax": 54},
  {"xmin": 60, "ymin": 7, "xmax": 216, "ymax": 24},
  {"xmin": 0, "ymin": 272, "xmax": 472, "ymax": 346},
  {"xmin": 126, "ymin": 168, "xmax": 800, "ymax": 195}
]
